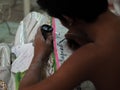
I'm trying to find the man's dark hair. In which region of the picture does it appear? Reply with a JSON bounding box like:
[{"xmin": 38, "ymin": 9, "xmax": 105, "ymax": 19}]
[{"xmin": 37, "ymin": 0, "xmax": 108, "ymax": 22}]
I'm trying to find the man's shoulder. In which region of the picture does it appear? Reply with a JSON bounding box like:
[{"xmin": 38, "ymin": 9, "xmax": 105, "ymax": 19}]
[
  {"xmin": 69, "ymin": 43, "xmax": 108, "ymax": 69},
  {"xmin": 72, "ymin": 43, "xmax": 101, "ymax": 59}
]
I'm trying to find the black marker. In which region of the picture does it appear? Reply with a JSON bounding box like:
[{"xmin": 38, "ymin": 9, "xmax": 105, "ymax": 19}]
[{"xmin": 41, "ymin": 24, "xmax": 53, "ymax": 40}]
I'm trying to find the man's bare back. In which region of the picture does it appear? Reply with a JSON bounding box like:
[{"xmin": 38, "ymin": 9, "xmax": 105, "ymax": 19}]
[{"xmin": 81, "ymin": 11, "xmax": 120, "ymax": 90}]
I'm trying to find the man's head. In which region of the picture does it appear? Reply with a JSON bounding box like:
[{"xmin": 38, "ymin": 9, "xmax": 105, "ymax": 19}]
[{"xmin": 37, "ymin": 0, "xmax": 108, "ymax": 23}]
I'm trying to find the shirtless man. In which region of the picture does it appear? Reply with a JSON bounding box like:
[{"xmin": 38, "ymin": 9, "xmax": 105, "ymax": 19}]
[{"xmin": 19, "ymin": 0, "xmax": 120, "ymax": 90}]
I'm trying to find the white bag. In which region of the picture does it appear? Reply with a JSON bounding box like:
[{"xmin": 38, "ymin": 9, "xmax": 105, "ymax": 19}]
[
  {"xmin": 14, "ymin": 11, "xmax": 51, "ymax": 46},
  {"xmin": 113, "ymin": 0, "xmax": 120, "ymax": 15},
  {"xmin": 11, "ymin": 12, "xmax": 52, "ymax": 90},
  {"xmin": 0, "ymin": 43, "xmax": 15, "ymax": 90}
]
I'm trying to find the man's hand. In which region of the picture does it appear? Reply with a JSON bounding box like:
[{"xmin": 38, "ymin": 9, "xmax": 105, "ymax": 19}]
[
  {"xmin": 33, "ymin": 27, "xmax": 53, "ymax": 63},
  {"xmin": 19, "ymin": 27, "xmax": 53, "ymax": 90}
]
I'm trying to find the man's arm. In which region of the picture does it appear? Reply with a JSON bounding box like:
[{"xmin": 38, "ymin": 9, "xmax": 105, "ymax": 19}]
[
  {"xmin": 19, "ymin": 28, "xmax": 53, "ymax": 89},
  {"xmin": 19, "ymin": 47, "xmax": 98, "ymax": 90},
  {"xmin": 19, "ymin": 29, "xmax": 98, "ymax": 90}
]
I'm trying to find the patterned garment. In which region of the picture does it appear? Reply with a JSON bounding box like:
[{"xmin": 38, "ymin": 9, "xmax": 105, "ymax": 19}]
[{"xmin": 0, "ymin": 80, "xmax": 7, "ymax": 90}]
